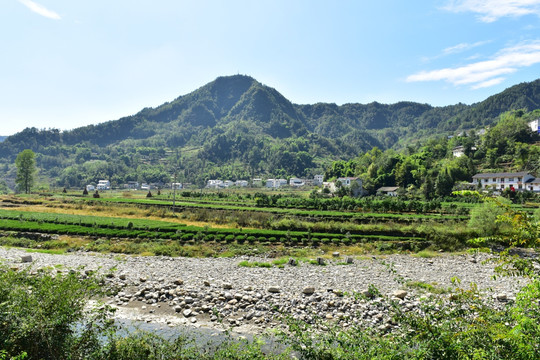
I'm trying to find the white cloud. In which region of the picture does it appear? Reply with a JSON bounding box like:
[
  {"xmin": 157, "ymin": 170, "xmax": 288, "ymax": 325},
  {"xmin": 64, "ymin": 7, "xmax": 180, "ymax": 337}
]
[
  {"xmin": 442, "ymin": 41, "xmax": 490, "ymax": 55},
  {"xmin": 472, "ymin": 77, "xmax": 506, "ymax": 89},
  {"xmin": 18, "ymin": 0, "xmax": 61, "ymax": 20},
  {"xmin": 444, "ymin": 0, "xmax": 540, "ymax": 22},
  {"xmin": 406, "ymin": 40, "xmax": 540, "ymax": 89}
]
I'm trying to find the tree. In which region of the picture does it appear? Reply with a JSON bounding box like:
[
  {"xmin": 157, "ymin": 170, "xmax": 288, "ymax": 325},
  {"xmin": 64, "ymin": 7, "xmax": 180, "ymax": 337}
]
[{"xmin": 15, "ymin": 149, "xmax": 36, "ymax": 194}]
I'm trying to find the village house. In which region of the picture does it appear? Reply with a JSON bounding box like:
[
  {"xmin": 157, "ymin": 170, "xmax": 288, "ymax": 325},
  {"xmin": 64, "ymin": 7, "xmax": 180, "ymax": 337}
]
[
  {"xmin": 529, "ymin": 118, "xmax": 540, "ymax": 134},
  {"xmin": 472, "ymin": 172, "xmax": 536, "ymax": 191},
  {"xmin": 235, "ymin": 180, "xmax": 248, "ymax": 187},
  {"xmin": 322, "ymin": 181, "xmax": 337, "ymax": 193},
  {"xmin": 96, "ymin": 180, "xmax": 110, "ymax": 190},
  {"xmin": 289, "ymin": 178, "xmax": 305, "ymax": 187},
  {"xmin": 171, "ymin": 182, "xmax": 182, "ymax": 190},
  {"xmin": 124, "ymin": 181, "xmax": 139, "ymax": 190},
  {"xmin": 377, "ymin": 186, "xmax": 400, "ymax": 196},
  {"xmin": 337, "ymin": 177, "xmax": 362, "ymax": 187},
  {"xmin": 207, "ymin": 179, "xmax": 223, "ymax": 189},
  {"xmin": 266, "ymin": 179, "xmax": 287, "ymax": 188},
  {"xmin": 314, "ymin": 175, "xmax": 324, "ymax": 185},
  {"xmin": 452, "ymin": 145, "xmax": 477, "ymax": 158},
  {"xmin": 86, "ymin": 184, "xmax": 95, "ymax": 192}
]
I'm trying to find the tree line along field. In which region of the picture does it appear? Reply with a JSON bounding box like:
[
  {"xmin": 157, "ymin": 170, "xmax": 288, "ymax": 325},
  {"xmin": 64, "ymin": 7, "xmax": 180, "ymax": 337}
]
[{"xmin": 1, "ymin": 187, "xmax": 537, "ymax": 256}]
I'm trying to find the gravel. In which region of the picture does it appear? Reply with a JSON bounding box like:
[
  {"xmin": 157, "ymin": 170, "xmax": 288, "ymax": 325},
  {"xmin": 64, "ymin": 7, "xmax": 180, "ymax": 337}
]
[{"xmin": 0, "ymin": 247, "xmax": 526, "ymax": 334}]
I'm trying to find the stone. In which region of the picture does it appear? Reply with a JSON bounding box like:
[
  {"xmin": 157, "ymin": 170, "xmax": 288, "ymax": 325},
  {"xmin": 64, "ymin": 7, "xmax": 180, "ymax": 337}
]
[
  {"xmin": 302, "ymin": 286, "xmax": 315, "ymax": 295},
  {"xmin": 204, "ymin": 280, "xmax": 211, "ymax": 286},
  {"xmin": 288, "ymin": 258, "xmax": 297, "ymax": 266},
  {"xmin": 496, "ymin": 293, "xmax": 508, "ymax": 301},
  {"xmin": 174, "ymin": 279, "xmax": 184, "ymax": 285},
  {"xmin": 392, "ymin": 290, "xmax": 408, "ymax": 300},
  {"xmin": 346, "ymin": 256, "xmax": 354, "ymax": 264},
  {"xmin": 183, "ymin": 309, "xmax": 192, "ymax": 317},
  {"xmin": 268, "ymin": 286, "xmax": 281, "ymax": 293},
  {"xmin": 332, "ymin": 252, "xmax": 340, "ymax": 258},
  {"xmin": 20, "ymin": 255, "xmax": 33, "ymax": 263},
  {"xmin": 119, "ymin": 274, "xmax": 127, "ymax": 280},
  {"xmin": 317, "ymin": 257, "xmax": 325, "ymax": 265},
  {"xmin": 139, "ymin": 277, "xmax": 147, "ymax": 283},
  {"xmin": 222, "ymin": 282, "xmax": 233, "ymax": 289}
]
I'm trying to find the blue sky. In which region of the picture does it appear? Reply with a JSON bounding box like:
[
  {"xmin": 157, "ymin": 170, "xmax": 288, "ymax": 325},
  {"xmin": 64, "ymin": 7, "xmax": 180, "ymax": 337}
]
[{"xmin": 2, "ymin": 0, "xmax": 540, "ymax": 136}]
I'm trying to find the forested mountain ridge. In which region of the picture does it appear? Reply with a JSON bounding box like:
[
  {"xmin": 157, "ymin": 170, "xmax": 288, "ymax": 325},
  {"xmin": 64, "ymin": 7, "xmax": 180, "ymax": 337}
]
[{"xmin": 0, "ymin": 75, "xmax": 539, "ymax": 189}]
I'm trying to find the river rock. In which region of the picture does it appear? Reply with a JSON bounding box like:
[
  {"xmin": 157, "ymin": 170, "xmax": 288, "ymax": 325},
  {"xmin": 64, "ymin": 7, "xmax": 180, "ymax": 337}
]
[
  {"xmin": 392, "ymin": 290, "xmax": 408, "ymax": 299},
  {"xmin": 302, "ymin": 286, "xmax": 315, "ymax": 295}
]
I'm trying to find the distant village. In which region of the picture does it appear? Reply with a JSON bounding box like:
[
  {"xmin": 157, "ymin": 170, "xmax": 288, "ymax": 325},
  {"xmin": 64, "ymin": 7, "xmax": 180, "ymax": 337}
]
[{"xmin": 85, "ymin": 118, "xmax": 540, "ymax": 195}]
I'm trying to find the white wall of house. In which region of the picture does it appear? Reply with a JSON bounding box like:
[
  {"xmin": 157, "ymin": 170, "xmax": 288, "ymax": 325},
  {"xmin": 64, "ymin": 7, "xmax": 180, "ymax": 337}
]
[
  {"xmin": 529, "ymin": 119, "xmax": 540, "ymax": 133},
  {"xmin": 472, "ymin": 173, "xmax": 535, "ymax": 191},
  {"xmin": 97, "ymin": 180, "xmax": 110, "ymax": 190}
]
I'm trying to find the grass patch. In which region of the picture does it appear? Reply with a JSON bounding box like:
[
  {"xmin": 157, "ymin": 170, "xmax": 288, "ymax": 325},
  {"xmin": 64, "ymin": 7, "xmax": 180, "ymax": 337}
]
[
  {"xmin": 25, "ymin": 248, "xmax": 66, "ymax": 255},
  {"xmin": 238, "ymin": 260, "xmax": 273, "ymax": 268},
  {"xmin": 271, "ymin": 258, "xmax": 288, "ymax": 266},
  {"xmin": 412, "ymin": 250, "xmax": 441, "ymax": 258},
  {"xmin": 406, "ymin": 280, "xmax": 448, "ymax": 294}
]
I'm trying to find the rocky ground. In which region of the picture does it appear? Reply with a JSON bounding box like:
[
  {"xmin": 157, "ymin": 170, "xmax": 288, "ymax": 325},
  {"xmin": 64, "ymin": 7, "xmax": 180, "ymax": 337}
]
[{"xmin": 0, "ymin": 247, "xmax": 527, "ymax": 334}]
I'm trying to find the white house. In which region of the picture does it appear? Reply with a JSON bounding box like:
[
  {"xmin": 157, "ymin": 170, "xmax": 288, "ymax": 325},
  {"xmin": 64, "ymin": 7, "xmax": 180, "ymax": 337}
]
[
  {"xmin": 452, "ymin": 145, "xmax": 477, "ymax": 157},
  {"xmin": 525, "ymin": 177, "xmax": 540, "ymax": 192},
  {"xmin": 235, "ymin": 180, "xmax": 248, "ymax": 187},
  {"xmin": 337, "ymin": 177, "xmax": 361, "ymax": 187},
  {"xmin": 141, "ymin": 183, "xmax": 150, "ymax": 190},
  {"xmin": 314, "ymin": 175, "xmax": 324, "ymax": 185},
  {"xmin": 171, "ymin": 182, "xmax": 182, "ymax": 190},
  {"xmin": 266, "ymin": 179, "xmax": 278, "ymax": 188},
  {"xmin": 223, "ymin": 180, "xmax": 235, "ymax": 188},
  {"xmin": 529, "ymin": 118, "xmax": 540, "ymax": 134},
  {"xmin": 266, "ymin": 179, "xmax": 288, "ymax": 188},
  {"xmin": 377, "ymin": 186, "xmax": 400, "ymax": 196},
  {"xmin": 96, "ymin": 180, "xmax": 110, "ymax": 190},
  {"xmin": 207, "ymin": 180, "xmax": 223, "ymax": 188},
  {"xmin": 252, "ymin": 178, "xmax": 262, "ymax": 187},
  {"xmin": 472, "ymin": 172, "xmax": 535, "ymax": 191},
  {"xmin": 452, "ymin": 146, "xmax": 465, "ymax": 157},
  {"xmin": 289, "ymin": 178, "xmax": 305, "ymax": 187},
  {"xmin": 124, "ymin": 181, "xmax": 139, "ymax": 189},
  {"xmin": 86, "ymin": 184, "xmax": 95, "ymax": 192},
  {"xmin": 322, "ymin": 181, "xmax": 336, "ymax": 192}
]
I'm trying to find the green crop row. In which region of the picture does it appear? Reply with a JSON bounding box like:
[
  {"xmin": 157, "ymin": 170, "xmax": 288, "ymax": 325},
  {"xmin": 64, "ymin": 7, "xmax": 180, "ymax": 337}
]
[
  {"xmin": 0, "ymin": 216, "xmax": 424, "ymax": 245},
  {"xmin": 80, "ymin": 197, "xmax": 468, "ymax": 222}
]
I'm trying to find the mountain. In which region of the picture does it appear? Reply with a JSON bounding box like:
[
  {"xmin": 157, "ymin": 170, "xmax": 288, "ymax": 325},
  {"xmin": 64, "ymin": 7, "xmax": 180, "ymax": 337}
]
[
  {"xmin": 0, "ymin": 136, "xmax": 6, "ymax": 143},
  {"xmin": 1, "ymin": 75, "xmax": 539, "ymax": 188}
]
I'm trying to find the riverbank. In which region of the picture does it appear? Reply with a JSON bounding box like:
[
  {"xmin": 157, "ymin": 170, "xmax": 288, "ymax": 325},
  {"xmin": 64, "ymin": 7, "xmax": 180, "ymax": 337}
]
[{"xmin": 0, "ymin": 247, "xmax": 525, "ymax": 335}]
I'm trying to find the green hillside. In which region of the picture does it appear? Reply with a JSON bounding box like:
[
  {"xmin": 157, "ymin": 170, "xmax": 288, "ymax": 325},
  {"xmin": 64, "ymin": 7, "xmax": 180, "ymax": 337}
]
[{"xmin": 0, "ymin": 75, "xmax": 539, "ymax": 189}]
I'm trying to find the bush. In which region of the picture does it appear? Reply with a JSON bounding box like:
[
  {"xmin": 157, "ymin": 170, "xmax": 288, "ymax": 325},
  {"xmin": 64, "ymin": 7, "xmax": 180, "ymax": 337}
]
[
  {"xmin": 468, "ymin": 197, "xmax": 511, "ymax": 236},
  {"xmin": 0, "ymin": 266, "xmax": 112, "ymax": 359}
]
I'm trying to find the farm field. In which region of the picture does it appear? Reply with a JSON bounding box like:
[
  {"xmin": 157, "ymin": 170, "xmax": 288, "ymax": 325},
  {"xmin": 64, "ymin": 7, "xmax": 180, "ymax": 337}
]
[{"xmin": 3, "ymin": 188, "xmax": 533, "ymax": 257}]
